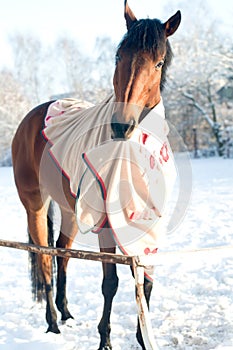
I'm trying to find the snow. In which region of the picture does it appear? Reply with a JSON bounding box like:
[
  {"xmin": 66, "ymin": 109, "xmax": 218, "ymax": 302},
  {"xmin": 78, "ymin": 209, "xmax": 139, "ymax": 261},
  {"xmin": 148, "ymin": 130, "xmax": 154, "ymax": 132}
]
[{"xmin": 0, "ymin": 157, "xmax": 233, "ymax": 349}]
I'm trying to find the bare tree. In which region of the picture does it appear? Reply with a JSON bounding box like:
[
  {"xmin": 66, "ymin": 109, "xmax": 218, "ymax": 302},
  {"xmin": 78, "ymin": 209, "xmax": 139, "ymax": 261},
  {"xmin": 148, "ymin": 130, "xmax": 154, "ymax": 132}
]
[
  {"xmin": 53, "ymin": 37, "xmax": 93, "ymax": 100},
  {"xmin": 0, "ymin": 69, "xmax": 31, "ymax": 163},
  {"xmin": 162, "ymin": 5, "xmax": 233, "ymax": 156},
  {"xmin": 92, "ymin": 36, "xmax": 115, "ymax": 102},
  {"xmin": 10, "ymin": 33, "xmax": 44, "ymax": 103}
]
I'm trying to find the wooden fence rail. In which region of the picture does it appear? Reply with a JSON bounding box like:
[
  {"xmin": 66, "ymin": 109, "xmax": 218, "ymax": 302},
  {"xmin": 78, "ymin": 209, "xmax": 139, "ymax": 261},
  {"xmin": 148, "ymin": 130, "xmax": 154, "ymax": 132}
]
[
  {"xmin": 2, "ymin": 238, "xmax": 232, "ymax": 349},
  {"xmin": 0, "ymin": 238, "xmax": 159, "ymax": 350},
  {"xmin": 1, "ymin": 239, "xmax": 232, "ymax": 267},
  {"xmin": 0, "ymin": 239, "xmax": 134, "ymax": 265}
]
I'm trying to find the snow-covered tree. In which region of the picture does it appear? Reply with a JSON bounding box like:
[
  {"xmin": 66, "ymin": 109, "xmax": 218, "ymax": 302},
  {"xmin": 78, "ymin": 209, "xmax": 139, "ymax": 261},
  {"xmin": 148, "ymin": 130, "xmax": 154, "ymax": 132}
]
[
  {"xmin": 0, "ymin": 69, "xmax": 31, "ymax": 164},
  {"xmin": 162, "ymin": 3, "xmax": 233, "ymax": 156}
]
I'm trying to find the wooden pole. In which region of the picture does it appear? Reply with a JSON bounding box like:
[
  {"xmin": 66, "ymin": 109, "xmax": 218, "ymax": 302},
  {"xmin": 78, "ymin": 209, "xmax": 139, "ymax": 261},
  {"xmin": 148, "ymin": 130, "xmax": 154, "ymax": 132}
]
[
  {"xmin": 133, "ymin": 259, "xmax": 160, "ymax": 350},
  {"xmin": 0, "ymin": 239, "xmax": 133, "ymax": 266},
  {"xmin": 0, "ymin": 238, "xmax": 158, "ymax": 348}
]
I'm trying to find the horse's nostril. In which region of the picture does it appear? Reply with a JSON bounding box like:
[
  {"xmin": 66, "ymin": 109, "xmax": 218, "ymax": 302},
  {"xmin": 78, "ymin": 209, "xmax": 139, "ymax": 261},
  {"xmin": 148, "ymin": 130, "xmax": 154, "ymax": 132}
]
[
  {"xmin": 128, "ymin": 118, "xmax": 136, "ymax": 135},
  {"xmin": 111, "ymin": 122, "xmax": 128, "ymax": 139}
]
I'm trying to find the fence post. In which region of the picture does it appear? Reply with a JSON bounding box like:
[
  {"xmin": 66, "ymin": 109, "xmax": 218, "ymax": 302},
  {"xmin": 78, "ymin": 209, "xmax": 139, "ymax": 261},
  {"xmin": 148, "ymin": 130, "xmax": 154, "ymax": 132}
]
[
  {"xmin": 133, "ymin": 258, "xmax": 159, "ymax": 350},
  {"xmin": 193, "ymin": 127, "xmax": 198, "ymax": 158}
]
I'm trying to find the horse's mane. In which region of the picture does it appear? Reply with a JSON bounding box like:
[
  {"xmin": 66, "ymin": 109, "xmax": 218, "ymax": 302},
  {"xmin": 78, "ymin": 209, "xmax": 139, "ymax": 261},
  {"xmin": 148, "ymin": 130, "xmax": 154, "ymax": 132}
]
[{"xmin": 117, "ymin": 18, "xmax": 173, "ymax": 91}]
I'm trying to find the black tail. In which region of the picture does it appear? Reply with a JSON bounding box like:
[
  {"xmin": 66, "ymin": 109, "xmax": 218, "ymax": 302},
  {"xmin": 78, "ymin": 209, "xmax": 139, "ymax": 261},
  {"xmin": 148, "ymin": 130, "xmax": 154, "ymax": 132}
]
[{"xmin": 28, "ymin": 201, "xmax": 56, "ymax": 302}]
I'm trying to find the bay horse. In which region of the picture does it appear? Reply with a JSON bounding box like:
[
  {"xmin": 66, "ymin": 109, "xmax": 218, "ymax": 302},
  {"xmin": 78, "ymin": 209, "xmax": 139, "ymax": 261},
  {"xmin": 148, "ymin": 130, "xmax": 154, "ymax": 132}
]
[{"xmin": 11, "ymin": 1, "xmax": 181, "ymax": 349}]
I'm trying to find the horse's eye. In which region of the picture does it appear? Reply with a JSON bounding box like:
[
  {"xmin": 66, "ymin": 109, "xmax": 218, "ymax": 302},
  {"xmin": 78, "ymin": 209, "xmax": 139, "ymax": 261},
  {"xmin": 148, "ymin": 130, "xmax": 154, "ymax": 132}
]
[{"xmin": 155, "ymin": 60, "xmax": 164, "ymax": 70}]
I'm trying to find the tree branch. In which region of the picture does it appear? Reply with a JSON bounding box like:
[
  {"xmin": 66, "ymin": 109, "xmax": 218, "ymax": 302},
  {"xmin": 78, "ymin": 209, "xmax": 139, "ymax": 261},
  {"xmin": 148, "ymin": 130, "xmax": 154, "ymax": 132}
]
[{"xmin": 182, "ymin": 92, "xmax": 214, "ymax": 128}]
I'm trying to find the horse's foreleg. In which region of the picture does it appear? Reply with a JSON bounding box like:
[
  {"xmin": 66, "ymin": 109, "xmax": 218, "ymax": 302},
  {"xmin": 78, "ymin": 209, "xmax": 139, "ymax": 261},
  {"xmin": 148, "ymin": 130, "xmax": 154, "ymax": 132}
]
[
  {"xmin": 55, "ymin": 209, "xmax": 78, "ymax": 322},
  {"xmin": 98, "ymin": 227, "xmax": 119, "ymax": 350},
  {"xmin": 98, "ymin": 255, "xmax": 119, "ymax": 350}
]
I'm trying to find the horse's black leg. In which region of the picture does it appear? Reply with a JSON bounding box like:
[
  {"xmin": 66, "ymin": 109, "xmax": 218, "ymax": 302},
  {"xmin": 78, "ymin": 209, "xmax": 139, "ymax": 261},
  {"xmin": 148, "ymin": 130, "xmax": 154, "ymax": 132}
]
[
  {"xmin": 97, "ymin": 225, "xmax": 119, "ymax": 350},
  {"xmin": 55, "ymin": 210, "xmax": 78, "ymax": 322},
  {"xmin": 55, "ymin": 230, "xmax": 76, "ymax": 321},
  {"xmin": 55, "ymin": 255, "xmax": 74, "ymax": 321},
  {"xmin": 98, "ymin": 257, "xmax": 119, "ymax": 350},
  {"xmin": 45, "ymin": 283, "xmax": 60, "ymax": 333}
]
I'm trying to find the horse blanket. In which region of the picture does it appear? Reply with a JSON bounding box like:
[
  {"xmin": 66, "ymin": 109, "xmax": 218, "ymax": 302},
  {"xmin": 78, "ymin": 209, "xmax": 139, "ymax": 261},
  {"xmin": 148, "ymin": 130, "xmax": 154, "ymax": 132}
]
[{"xmin": 42, "ymin": 95, "xmax": 177, "ymax": 257}]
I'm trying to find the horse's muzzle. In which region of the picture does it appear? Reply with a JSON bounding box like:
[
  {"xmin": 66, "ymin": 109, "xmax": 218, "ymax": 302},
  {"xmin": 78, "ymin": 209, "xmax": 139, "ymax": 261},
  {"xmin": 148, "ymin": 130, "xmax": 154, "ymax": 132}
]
[{"xmin": 111, "ymin": 113, "xmax": 136, "ymax": 140}]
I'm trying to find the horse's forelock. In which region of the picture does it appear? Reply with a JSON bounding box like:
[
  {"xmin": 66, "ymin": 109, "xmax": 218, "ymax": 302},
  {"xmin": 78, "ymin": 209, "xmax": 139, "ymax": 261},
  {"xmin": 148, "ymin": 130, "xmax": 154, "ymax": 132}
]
[{"xmin": 120, "ymin": 20, "xmax": 165, "ymax": 56}]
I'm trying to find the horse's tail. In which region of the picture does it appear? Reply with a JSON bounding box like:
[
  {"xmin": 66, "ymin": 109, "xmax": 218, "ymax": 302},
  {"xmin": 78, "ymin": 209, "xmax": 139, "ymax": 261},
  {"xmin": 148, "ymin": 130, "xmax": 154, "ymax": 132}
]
[{"xmin": 28, "ymin": 201, "xmax": 56, "ymax": 302}]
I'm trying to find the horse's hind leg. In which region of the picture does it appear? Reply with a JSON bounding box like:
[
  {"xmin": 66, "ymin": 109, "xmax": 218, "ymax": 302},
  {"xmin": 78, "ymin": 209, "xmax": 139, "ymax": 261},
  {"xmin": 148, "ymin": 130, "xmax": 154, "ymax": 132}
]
[
  {"xmin": 26, "ymin": 198, "xmax": 60, "ymax": 333},
  {"xmin": 55, "ymin": 208, "xmax": 78, "ymax": 322}
]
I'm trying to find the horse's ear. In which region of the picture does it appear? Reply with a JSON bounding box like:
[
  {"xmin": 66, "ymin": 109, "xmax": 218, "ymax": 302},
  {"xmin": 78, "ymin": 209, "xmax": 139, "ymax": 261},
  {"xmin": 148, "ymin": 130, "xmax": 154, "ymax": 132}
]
[
  {"xmin": 124, "ymin": 0, "xmax": 137, "ymax": 30},
  {"xmin": 164, "ymin": 10, "xmax": 181, "ymax": 37}
]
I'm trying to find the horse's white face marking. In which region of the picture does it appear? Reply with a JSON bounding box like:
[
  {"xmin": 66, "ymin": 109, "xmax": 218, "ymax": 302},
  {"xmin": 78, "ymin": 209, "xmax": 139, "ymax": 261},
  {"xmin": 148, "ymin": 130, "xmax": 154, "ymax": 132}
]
[{"xmin": 112, "ymin": 50, "xmax": 166, "ymax": 138}]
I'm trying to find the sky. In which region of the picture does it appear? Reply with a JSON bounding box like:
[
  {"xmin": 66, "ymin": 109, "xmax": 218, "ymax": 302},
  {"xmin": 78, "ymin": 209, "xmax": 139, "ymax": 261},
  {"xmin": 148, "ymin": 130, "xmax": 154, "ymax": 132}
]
[{"xmin": 0, "ymin": 0, "xmax": 232, "ymax": 68}]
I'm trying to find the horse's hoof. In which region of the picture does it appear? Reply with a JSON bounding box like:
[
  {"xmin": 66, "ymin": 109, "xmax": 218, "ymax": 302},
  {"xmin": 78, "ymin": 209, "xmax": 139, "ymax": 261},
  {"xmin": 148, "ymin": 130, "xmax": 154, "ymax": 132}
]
[{"xmin": 46, "ymin": 324, "xmax": 61, "ymax": 334}]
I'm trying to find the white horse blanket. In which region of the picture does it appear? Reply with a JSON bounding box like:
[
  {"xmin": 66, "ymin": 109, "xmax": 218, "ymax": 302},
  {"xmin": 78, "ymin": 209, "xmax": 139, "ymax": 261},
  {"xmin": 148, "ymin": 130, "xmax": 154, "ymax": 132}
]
[{"xmin": 42, "ymin": 95, "xmax": 177, "ymax": 257}]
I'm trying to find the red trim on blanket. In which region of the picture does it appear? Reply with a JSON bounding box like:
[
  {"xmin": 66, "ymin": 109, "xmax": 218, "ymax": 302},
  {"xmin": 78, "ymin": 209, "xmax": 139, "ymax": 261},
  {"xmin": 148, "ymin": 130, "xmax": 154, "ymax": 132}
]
[
  {"xmin": 81, "ymin": 153, "xmax": 108, "ymax": 233},
  {"xmin": 41, "ymin": 128, "xmax": 52, "ymax": 145},
  {"xmin": 48, "ymin": 150, "xmax": 77, "ymax": 198},
  {"xmin": 144, "ymin": 271, "xmax": 154, "ymax": 283},
  {"xmin": 107, "ymin": 220, "xmax": 129, "ymax": 256},
  {"xmin": 82, "ymin": 153, "xmax": 107, "ymax": 200},
  {"xmin": 92, "ymin": 216, "xmax": 108, "ymax": 233}
]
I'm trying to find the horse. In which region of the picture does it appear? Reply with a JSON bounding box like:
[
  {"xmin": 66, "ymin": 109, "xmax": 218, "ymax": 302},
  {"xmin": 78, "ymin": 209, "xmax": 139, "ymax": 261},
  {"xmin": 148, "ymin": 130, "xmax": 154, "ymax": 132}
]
[{"xmin": 11, "ymin": 1, "xmax": 181, "ymax": 349}]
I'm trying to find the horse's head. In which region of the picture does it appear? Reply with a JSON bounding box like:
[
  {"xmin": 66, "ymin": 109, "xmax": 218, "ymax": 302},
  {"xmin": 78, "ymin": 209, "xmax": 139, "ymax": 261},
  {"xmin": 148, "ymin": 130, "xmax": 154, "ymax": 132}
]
[{"xmin": 111, "ymin": 0, "xmax": 181, "ymax": 139}]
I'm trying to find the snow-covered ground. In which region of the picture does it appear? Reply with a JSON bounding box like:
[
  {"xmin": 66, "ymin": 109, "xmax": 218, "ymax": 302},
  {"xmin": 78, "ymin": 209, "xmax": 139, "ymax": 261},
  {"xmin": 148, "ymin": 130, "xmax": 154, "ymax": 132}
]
[{"xmin": 0, "ymin": 157, "xmax": 233, "ymax": 349}]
